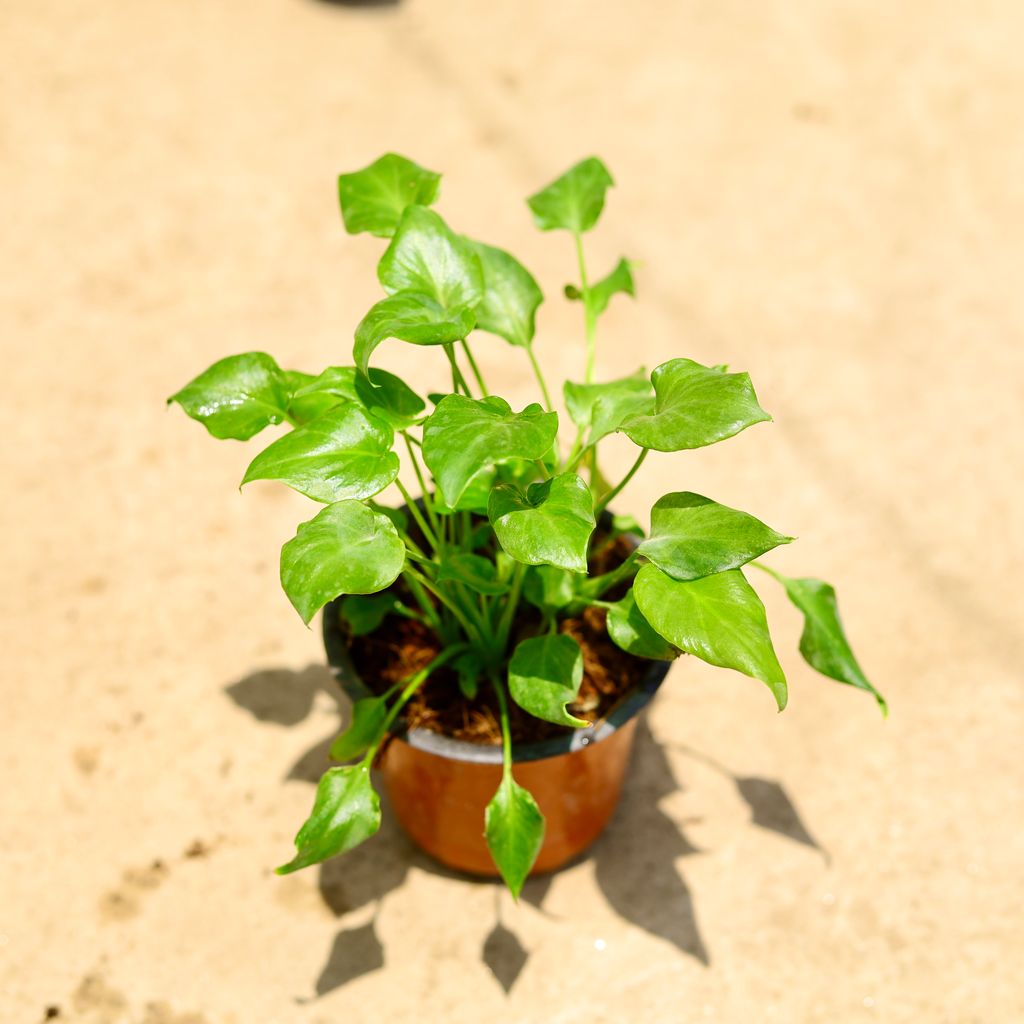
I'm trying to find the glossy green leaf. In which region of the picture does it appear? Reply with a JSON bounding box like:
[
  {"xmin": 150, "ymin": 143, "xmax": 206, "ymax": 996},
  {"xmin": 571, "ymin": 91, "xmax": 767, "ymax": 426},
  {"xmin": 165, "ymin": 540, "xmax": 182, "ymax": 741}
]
[
  {"xmin": 637, "ymin": 492, "xmax": 793, "ymax": 581},
  {"xmin": 634, "ymin": 565, "xmax": 788, "ymax": 710},
  {"xmin": 378, "ymin": 206, "xmax": 483, "ymax": 310},
  {"xmin": 485, "ymin": 772, "xmax": 545, "ymax": 899},
  {"xmin": 368, "ymin": 502, "xmax": 408, "ymax": 533},
  {"xmin": 329, "ymin": 697, "xmax": 389, "ymax": 761},
  {"xmin": 285, "ymin": 369, "xmax": 348, "ymax": 425},
  {"xmin": 340, "ymin": 592, "xmax": 398, "ymax": 636},
  {"xmin": 566, "ymin": 257, "xmax": 635, "ymax": 317},
  {"xmin": 527, "ymin": 157, "xmax": 614, "ymax": 233},
  {"xmin": 508, "ymin": 633, "xmax": 587, "ymax": 727},
  {"xmin": 168, "ymin": 352, "xmax": 289, "ymax": 441},
  {"xmin": 563, "ymin": 371, "xmax": 653, "ymax": 443},
  {"xmin": 466, "ymin": 238, "xmax": 543, "ymax": 348},
  {"xmin": 242, "ymin": 404, "xmax": 399, "ymax": 502},
  {"xmin": 337, "ymin": 153, "xmax": 441, "ymax": 238},
  {"xmin": 280, "ymin": 501, "xmax": 406, "ymax": 624},
  {"xmin": 523, "ymin": 565, "xmax": 577, "ymax": 614},
  {"xmin": 620, "ymin": 358, "xmax": 771, "ymax": 452},
  {"xmin": 353, "ymin": 291, "xmax": 476, "ymax": 377},
  {"xmin": 760, "ymin": 568, "xmax": 887, "ymax": 715},
  {"xmin": 489, "ymin": 473, "xmax": 596, "ymax": 574},
  {"xmin": 611, "ymin": 513, "xmax": 645, "ymax": 539},
  {"xmin": 606, "ymin": 590, "xmax": 678, "ymax": 660},
  {"xmin": 437, "ymin": 553, "xmax": 510, "ymax": 595},
  {"xmin": 276, "ymin": 765, "xmax": 381, "ymax": 874},
  {"xmin": 354, "ymin": 369, "xmax": 425, "ymax": 429},
  {"xmin": 422, "ymin": 395, "xmax": 558, "ymax": 507},
  {"xmin": 433, "ymin": 465, "xmax": 496, "ymax": 515}
]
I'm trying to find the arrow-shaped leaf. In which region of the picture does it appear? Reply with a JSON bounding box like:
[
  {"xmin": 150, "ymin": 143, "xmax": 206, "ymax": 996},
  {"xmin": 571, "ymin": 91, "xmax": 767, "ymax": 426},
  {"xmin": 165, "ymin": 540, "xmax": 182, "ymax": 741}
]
[
  {"xmin": 508, "ymin": 633, "xmax": 588, "ymax": 728},
  {"xmin": 621, "ymin": 358, "xmax": 771, "ymax": 452},
  {"xmin": 758, "ymin": 566, "xmax": 887, "ymax": 715},
  {"xmin": 467, "ymin": 238, "xmax": 543, "ymax": 348},
  {"xmin": 242, "ymin": 404, "xmax": 399, "ymax": 503},
  {"xmin": 566, "ymin": 257, "xmax": 635, "ymax": 317},
  {"xmin": 337, "ymin": 153, "xmax": 441, "ymax": 238},
  {"xmin": 276, "ymin": 765, "xmax": 381, "ymax": 874},
  {"xmin": 489, "ymin": 472, "xmax": 595, "ymax": 574},
  {"xmin": 422, "ymin": 395, "xmax": 558, "ymax": 508},
  {"xmin": 527, "ymin": 156, "xmax": 614, "ymax": 234},
  {"xmin": 378, "ymin": 205, "xmax": 483, "ymax": 309},
  {"xmin": 280, "ymin": 501, "xmax": 406, "ymax": 624},
  {"xmin": 168, "ymin": 352, "xmax": 290, "ymax": 441},
  {"xmin": 637, "ymin": 492, "xmax": 793, "ymax": 581},
  {"xmin": 485, "ymin": 772, "xmax": 545, "ymax": 900},
  {"xmin": 634, "ymin": 564, "xmax": 787, "ymax": 710}
]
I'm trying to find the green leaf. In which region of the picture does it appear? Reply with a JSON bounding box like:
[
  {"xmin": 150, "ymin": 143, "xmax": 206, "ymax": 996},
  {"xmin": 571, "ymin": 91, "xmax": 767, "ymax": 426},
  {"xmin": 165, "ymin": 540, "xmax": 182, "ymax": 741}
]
[
  {"xmin": 168, "ymin": 352, "xmax": 289, "ymax": 441},
  {"xmin": 329, "ymin": 697, "xmax": 389, "ymax": 761},
  {"xmin": 454, "ymin": 650, "xmax": 483, "ymax": 700},
  {"xmin": 634, "ymin": 565, "xmax": 788, "ymax": 710},
  {"xmin": 563, "ymin": 371, "xmax": 653, "ymax": 444},
  {"xmin": 354, "ymin": 291, "xmax": 476, "ymax": 377},
  {"xmin": 422, "ymin": 395, "xmax": 558, "ymax": 508},
  {"xmin": 276, "ymin": 765, "xmax": 381, "ymax": 874},
  {"xmin": 606, "ymin": 590, "xmax": 679, "ymax": 660},
  {"xmin": 611, "ymin": 512, "xmax": 645, "ymax": 539},
  {"xmin": 337, "ymin": 153, "xmax": 441, "ymax": 238},
  {"xmin": 433, "ymin": 465, "xmax": 496, "ymax": 515},
  {"xmin": 527, "ymin": 156, "xmax": 614, "ymax": 233},
  {"xmin": 566, "ymin": 257, "xmax": 635, "ymax": 317},
  {"xmin": 489, "ymin": 472, "xmax": 596, "ymax": 574},
  {"xmin": 340, "ymin": 592, "xmax": 398, "ymax": 636},
  {"xmin": 280, "ymin": 500, "xmax": 406, "ymax": 624},
  {"xmin": 620, "ymin": 358, "xmax": 771, "ymax": 452},
  {"xmin": 508, "ymin": 633, "xmax": 588, "ymax": 728},
  {"xmin": 760, "ymin": 568, "xmax": 887, "ymax": 715},
  {"xmin": 285, "ymin": 369, "xmax": 348, "ymax": 425},
  {"xmin": 378, "ymin": 206, "xmax": 483, "ymax": 310},
  {"xmin": 523, "ymin": 565, "xmax": 577, "ymax": 614},
  {"xmin": 485, "ymin": 772, "xmax": 545, "ymax": 900},
  {"xmin": 242, "ymin": 404, "xmax": 399, "ymax": 503},
  {"xmin": 436, "ymin": 553, "xmax": 510, "ymax": 595},
  {"xmin": 466, "ymin": 238, "xmax": 543, "ymax": 348},
  {"xmin": 354, "ymin": 369, "xmax": 425, "ymax": 429},
  {"xmin": 637, "ymin": 492, "xmax": 793, "ymax": 581}
]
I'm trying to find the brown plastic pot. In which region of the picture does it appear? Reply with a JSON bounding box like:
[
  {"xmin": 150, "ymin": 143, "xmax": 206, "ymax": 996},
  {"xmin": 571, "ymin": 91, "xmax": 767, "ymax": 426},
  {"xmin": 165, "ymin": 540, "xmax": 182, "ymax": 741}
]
[{"xmin": 323, "ymin": 598, "xmax": 669, "ymax": 877}]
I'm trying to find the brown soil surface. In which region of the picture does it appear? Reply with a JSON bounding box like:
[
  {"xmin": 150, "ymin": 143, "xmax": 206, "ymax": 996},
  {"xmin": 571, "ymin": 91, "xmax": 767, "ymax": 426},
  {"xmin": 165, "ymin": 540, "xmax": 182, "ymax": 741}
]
[{"xmin": 347, "ymin": 533, "xmax": 651, "ymax": 746}]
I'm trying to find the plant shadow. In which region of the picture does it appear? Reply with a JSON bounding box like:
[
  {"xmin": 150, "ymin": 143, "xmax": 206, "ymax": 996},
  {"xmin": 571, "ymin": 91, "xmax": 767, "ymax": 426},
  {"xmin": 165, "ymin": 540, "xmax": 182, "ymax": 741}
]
[{"xmin": 225, "ymin": 664, "xmax": 824, "ymax": 997}]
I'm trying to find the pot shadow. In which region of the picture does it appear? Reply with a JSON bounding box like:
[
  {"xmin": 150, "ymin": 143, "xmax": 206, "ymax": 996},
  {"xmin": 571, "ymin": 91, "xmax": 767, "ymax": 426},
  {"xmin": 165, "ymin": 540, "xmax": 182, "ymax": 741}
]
[{"xmin": 225, "ymin": 664, "xmax": 824, "ymax": 997}]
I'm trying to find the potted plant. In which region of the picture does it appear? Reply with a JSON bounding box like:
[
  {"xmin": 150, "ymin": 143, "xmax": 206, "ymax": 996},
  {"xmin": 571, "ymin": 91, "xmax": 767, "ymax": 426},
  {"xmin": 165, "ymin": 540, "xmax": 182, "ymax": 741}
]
[{"xmin": 169, "ymin": 154, "xmax": 885, "ymax": 897}]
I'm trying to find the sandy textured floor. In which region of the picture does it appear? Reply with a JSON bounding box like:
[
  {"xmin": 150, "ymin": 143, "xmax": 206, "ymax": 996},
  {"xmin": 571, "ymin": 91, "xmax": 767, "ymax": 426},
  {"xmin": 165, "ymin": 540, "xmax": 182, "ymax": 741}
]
[{"xmin": 3, "ymin": 1, "xmax": 1023, "ymax": 1021}]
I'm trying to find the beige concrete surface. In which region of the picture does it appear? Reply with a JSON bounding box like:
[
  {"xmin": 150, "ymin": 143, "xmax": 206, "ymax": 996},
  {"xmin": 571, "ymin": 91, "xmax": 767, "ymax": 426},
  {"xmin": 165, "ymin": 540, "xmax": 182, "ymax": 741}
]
[{"xmin": 3, "ymin": 1, "xmax": 1023, "ymax": 1021}]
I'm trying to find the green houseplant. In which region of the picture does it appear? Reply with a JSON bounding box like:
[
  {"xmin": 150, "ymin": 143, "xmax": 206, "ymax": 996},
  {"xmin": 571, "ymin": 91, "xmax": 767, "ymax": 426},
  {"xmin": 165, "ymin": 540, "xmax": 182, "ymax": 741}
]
[{"xmin": 170, "ymin": 154, "xmax": 885, "ymax": 897}]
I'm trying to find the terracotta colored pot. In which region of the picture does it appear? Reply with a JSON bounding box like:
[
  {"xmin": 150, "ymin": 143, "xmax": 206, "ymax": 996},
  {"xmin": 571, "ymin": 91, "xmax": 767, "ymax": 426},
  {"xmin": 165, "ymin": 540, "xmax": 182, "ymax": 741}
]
[{"xmin": 323, "ymin": 600, "xmax": 669, "ymax": 877}]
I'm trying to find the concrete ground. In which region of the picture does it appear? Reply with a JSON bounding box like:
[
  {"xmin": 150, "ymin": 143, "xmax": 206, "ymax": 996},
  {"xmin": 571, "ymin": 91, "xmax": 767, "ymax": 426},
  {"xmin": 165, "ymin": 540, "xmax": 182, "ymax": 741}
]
[{"xmin": 3, "ymin": 1, "xmax": 1022, "ymax": 1021}]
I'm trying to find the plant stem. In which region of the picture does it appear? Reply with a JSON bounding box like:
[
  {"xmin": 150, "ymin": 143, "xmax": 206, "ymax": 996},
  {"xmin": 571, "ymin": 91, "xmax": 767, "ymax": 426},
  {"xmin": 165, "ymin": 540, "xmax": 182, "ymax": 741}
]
[
  {"xmin": 402, "ymin": 431, "xmax": 441, "ymax": 537},
  {"xmin": 394, "ymin": 478, "xmax": 439, "ymax": 551},
  {"xmin": 596, "ymin": 448, "xmax": 648, "ymax": 515},
  {"xmin": 525, "ymin": 345, "xmax": 554, "ymax": 411},
  {"xmin": 404, "ymin": 565, "xmax": 484, "ymax": 647},
  {"xmin": 444, "ymin": 343, "xmax": 472, "ymax": 396},
  {"xmin": 491, "ymin": 673, "xmax": 513, "ymax": 772},
  {"xmin": 460, "ymin": 339, "xmax": 489, "ymax": 396},
  {"xmin": 573, "ymin": 231, "xmax": 598, "ymax": 384},
  {"xmin": 495, "ymin": 562, "xmax": 526, "ymax": 654}
]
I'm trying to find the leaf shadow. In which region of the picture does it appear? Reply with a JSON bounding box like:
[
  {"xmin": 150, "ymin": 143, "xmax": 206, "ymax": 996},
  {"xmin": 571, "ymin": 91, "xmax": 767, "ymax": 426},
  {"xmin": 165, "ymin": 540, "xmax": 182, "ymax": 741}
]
[
  {"xmin": 314, "ymin": 918, "xmax": 385, "ymax": 996},
  {"xmin": 482, "ymin": 920, "xmax": 529, "ymax": 994},
  {"xmin": 590, "ymin": 718, "xmax": 710, "ymax": 965}
]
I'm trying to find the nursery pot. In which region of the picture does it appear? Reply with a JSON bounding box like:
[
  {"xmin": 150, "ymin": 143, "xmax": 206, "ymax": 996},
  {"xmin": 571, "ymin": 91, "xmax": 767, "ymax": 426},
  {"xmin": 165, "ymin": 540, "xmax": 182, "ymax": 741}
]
[{"xmin": 322, "ymin": 599, "xmax": 670, "ymax": 877}]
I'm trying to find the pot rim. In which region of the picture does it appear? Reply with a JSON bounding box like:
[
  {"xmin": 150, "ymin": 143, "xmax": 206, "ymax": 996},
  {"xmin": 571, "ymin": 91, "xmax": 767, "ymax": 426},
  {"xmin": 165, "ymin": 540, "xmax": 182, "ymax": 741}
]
[{"xmin": 321, "ymin": 596, "xmax": 672, "ymax": 766}]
